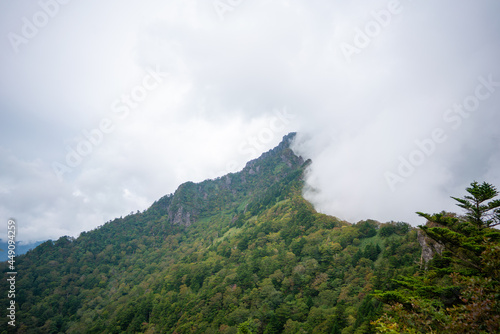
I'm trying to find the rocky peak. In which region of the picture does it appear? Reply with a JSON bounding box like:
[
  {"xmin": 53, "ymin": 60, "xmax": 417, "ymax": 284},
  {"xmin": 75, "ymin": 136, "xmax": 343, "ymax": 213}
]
[{"xmin": 151, "ymin": 132, "xmax": 306, "ymax": 227}]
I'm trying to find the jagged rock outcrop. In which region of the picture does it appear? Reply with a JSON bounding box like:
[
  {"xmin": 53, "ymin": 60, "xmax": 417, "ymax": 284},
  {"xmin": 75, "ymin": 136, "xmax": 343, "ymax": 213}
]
[
  {"xmin": 169, "ymin": 205, "xmax": 193, "ymax": 226},
  {"xmin": 417, "ymin": 228, "xmax": 444, "ymax": 269}
]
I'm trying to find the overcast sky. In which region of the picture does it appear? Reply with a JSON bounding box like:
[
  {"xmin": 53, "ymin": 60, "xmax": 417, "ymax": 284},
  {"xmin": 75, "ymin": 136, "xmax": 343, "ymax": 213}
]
[{"xmin": 1, "ymin": 0, "xmax": 499, "ymax": 243}]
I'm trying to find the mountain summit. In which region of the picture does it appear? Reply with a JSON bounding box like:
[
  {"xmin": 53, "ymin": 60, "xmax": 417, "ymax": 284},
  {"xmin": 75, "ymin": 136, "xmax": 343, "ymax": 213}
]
[{"xmin": 150, "ymin": 132, "xmax": 306, "ymax": 226}]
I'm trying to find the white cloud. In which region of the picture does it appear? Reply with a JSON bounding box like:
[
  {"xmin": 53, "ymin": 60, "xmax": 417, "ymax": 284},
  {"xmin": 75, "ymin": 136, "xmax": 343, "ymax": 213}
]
[{"xmin": 0, "ymin": 0, "xmax": 499, "ymax": 242}]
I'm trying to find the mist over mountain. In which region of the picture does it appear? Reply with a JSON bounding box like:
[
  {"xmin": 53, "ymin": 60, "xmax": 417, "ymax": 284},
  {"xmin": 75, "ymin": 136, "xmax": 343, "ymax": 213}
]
[
  {"xmin": 2, "ymin": 133, "xmax": 499, "ymax": 333},
  {"xmin": 0, "ymin": 133, "xmax": 424, "ymax": 333},
  {"xmin": 2, "ymin": 1, "xmax": 499, "ymax": 246}
]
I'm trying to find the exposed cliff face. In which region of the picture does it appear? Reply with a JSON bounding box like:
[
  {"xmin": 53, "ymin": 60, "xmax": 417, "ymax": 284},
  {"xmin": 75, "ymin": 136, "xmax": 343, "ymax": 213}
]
[
  {"xmin": 417, "ymin": 227, "xmax": 444, "ymax": 269},
  {"xmin": 168, "ymin": 205, "xmax": 193, "ymax": 226},
  {"xmin": 151, "ymin": 132, "xmax": 305, "ymax": 227}
]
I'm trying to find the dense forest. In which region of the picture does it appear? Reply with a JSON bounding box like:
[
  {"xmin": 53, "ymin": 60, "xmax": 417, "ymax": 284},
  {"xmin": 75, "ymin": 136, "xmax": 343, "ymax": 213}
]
[{"xmin": 1, "ymin": 133, "xmax": 499, "ymax": 333}]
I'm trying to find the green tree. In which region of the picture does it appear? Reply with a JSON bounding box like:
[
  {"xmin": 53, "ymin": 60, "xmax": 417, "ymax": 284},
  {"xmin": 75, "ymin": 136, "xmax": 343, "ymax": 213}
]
[
  {"xmin": 331, "ymin": 301, "xmax": 348, "ymax": 334},
  {"xmin": 237, "ymin": 320, "xmax": 253, "ymax": 334},
  {"xmin": 417, "ymin": 182, "xmax": 500, "ymax": 274},
  {"xmin": 374, "ymin": 181, "xmax": 500, "ymax": 333},
  {"xmin": 450, "ymin": 181, "xmax": 500, "ymax": 228}
]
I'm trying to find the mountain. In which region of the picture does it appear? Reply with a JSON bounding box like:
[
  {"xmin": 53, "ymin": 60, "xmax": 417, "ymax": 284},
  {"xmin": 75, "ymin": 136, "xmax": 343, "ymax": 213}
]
[
  {"xmin": 0, "ymin": 133, "xmax": 422, "ymax": 333},
  {"xmin": 0, "ymin": 241, "xmax": 45, "ymax": 262}
]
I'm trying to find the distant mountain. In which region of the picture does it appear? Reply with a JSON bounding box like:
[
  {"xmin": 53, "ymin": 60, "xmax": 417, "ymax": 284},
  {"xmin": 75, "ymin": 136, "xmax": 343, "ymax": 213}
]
[
  {"xmin": 0, "ymin": 240, "xmax": 45, "ymax": 262},
  {"xmin": 0, "ymin": 133, "xmax": 422, "ymax": 333}
]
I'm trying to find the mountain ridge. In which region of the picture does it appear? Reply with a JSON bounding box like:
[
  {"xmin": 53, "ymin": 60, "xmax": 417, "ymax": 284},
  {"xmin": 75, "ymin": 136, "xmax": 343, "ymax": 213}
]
[
  {"xmin": 149, "ymin": 132, "xmax": 306, "ymax": 227},
  {"xmin": 0, "ymin": 132, "xmax": 424, "ymax": 333}
]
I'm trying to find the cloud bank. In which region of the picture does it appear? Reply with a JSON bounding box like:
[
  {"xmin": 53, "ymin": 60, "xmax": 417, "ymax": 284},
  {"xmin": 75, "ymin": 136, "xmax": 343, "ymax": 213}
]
[{"xmin": 0, "ymin": 0, "xmax": 499, "ymax": 242}]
